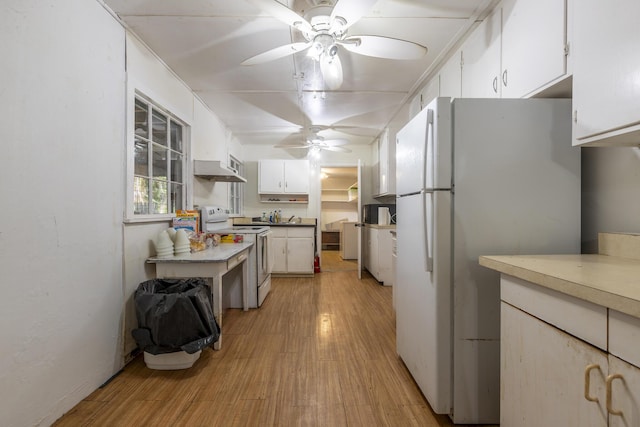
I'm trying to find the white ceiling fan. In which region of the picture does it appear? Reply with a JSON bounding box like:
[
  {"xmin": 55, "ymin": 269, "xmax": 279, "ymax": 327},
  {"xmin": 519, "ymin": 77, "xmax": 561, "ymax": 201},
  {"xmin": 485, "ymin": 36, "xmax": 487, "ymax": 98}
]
[
  {"xmin": 243, "ymin": 0, "xmax": 428, "ymax": 89},
  {"xmin": 274, "ymin": 127, "xmax": 352, "ymax": 153}
]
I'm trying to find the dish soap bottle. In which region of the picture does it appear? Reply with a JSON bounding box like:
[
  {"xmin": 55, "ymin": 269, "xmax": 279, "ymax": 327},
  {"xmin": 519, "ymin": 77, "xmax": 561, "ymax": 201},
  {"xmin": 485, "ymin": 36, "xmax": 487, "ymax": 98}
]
[{"xmin": 261, "ymin": 211, "xmax": 267, "ymax": 222}]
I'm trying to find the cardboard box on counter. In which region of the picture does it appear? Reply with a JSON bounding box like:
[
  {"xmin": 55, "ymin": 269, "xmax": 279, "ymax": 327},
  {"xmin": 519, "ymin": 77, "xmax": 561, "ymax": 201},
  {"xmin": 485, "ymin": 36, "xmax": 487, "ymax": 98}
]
[{"xmin": 173, "ymin": 210, "xmax": 200, "ymax": 233}]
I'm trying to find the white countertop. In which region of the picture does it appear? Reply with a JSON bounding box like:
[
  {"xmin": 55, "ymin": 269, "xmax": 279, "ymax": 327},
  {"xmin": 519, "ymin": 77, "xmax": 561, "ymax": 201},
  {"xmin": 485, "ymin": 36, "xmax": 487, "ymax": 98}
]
[
  {"xmin": 365, "ymin": 224, "xmax": 396, "ymax": 229},
  {"xmin": 147, "ymin": 242, "xmax": 253, "ymax": 263}
]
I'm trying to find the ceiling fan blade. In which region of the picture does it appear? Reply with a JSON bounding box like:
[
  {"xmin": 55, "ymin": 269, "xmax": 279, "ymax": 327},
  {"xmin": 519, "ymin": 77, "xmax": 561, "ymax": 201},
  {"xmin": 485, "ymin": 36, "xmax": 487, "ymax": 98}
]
[
  {"xmin": 274, "ymin": 142, "xmax": 311, "ymax": 149},
  {"xmin": 242, "ymin": 42, "xmax": 312, "ymax": 65},
  {"xmin": 247, "ymin": 0, "xmax": 313, "ymax": 33},
  {"xmin": 340, "ymin": 35, "xmax": 427, "ymax": 60},
  {"xmin": 322, "ymin": 145, "xmax": 352, "ymax": 153},
  {"xmin": 321, "ymin": 138, "xmax": 350, "ymax": 146},
  {"xmin": 330, "ymin": 0, "xmax": 377, "ymax": 30},
  {"xmin": 309, "ymin": 124, "xmax": 379, "ymax": 137}
]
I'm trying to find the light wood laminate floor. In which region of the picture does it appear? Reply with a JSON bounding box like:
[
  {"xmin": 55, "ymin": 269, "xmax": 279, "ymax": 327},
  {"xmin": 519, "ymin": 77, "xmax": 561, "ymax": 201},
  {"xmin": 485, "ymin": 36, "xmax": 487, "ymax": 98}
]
[{"xmin": 53, "ymin": 269, "xmax": 483, "ymax": 426}]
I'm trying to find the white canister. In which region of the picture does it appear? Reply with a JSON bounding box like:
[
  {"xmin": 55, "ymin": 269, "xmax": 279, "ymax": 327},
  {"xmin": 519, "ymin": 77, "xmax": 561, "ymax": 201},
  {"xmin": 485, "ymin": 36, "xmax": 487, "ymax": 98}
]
[{"xmin": 378, "ymin": 207, "xmax": 390, "ymax": 225}]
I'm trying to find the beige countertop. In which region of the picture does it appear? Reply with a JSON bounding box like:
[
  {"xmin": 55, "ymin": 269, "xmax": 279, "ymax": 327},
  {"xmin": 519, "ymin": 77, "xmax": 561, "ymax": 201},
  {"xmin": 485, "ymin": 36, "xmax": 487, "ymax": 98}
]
[{"xmin": 479, "ymin": 232, "xmax": 640, "ymax": 318}]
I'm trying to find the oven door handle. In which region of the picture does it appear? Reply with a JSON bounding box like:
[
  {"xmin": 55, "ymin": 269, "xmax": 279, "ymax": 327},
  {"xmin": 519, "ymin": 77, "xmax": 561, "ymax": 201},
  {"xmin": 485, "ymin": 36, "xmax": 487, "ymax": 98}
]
[{"xmin": 261, "ymin": 231, "xmax": 274, "ymax": 275}]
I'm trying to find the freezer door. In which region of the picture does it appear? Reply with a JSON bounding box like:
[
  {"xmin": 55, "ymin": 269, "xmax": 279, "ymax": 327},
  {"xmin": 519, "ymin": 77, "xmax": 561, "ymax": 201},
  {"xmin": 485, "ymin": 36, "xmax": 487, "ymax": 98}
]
[
  {"xmin": 395, "ymin": 191, "xmax": 452, "ymax": 415},
  {"xmin": 396, "ymin": 97, "xmax": 452, "ymax": 195}
]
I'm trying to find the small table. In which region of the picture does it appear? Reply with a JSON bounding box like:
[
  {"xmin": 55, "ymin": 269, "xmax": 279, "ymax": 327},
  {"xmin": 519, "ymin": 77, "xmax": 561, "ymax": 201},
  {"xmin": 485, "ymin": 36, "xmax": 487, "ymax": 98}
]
[{"xmin": 147, "ymin": 242, "xmax": 253, "ymax": 350}]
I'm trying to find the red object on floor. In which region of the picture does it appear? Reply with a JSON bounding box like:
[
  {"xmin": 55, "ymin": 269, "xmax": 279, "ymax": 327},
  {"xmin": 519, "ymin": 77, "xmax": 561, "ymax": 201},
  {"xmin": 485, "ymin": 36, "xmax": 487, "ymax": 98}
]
[{"xmin": 314, "ymin": 255, "xmax": 321, "ymax": 273}]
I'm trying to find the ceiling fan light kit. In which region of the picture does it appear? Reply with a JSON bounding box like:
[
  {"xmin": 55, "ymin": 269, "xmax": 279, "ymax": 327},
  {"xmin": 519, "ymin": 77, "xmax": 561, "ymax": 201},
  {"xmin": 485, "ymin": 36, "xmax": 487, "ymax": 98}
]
[{"xmin": 244, "ymin": 0, "xmax": 427, "ymax": 90}]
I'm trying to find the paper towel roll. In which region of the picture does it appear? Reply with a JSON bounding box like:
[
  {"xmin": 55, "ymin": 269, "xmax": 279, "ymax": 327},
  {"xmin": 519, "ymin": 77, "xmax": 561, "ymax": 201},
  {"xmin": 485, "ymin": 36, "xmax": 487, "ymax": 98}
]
[{"xmin": 378, "ymin": 207, "xmax": 390, "ymax": 225}]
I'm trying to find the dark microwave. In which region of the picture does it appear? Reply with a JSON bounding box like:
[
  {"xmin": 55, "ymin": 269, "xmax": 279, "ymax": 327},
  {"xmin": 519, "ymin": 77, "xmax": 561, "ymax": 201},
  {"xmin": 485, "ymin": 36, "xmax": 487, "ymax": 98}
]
[{"xmin": 362, "ymin": 203, "xmax": 396, "ymax": 224}]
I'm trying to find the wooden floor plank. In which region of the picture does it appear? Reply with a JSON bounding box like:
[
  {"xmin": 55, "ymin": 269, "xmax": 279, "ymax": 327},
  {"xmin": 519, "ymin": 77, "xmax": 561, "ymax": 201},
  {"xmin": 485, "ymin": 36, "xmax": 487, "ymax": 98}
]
[{"xmin": 54, "ymin": 257, "xmax": 493, "ymax": 426}]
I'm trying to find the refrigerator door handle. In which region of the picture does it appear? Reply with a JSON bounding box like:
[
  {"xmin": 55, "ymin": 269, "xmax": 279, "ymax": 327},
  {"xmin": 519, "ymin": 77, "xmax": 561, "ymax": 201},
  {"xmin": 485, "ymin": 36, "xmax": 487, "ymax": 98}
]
[
  {"xmin": 424, "ymin": 109, "xmax": 435, "ymax": 189},
  {"xmin": 422, "ymin": 190, "xmax": 434, "ymax": 272}
]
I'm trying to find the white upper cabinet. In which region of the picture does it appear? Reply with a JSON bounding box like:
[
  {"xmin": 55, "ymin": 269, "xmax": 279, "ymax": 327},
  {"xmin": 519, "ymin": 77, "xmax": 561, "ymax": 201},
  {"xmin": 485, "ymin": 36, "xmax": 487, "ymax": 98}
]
[
  {"xmin": 376, "ymin": 128, "xmax": 396, "ymax": 196},
  {"xmin": 440, "ymin": 49, "xmax": 462, "ymax": 99},
  {"xmin": 258, "ymin": 159, "xmax": 309, "ymax": 194},
  {"xmin": 501, "ymin": 0, "xmax": 568, "ymax": 98},
  {"xmin": 461, "ymin": 7, "xmax": 502, "ymax": 98},
  {"xmin": 573, "ymin": 0, "xmax": 640, "ymax": 146}
]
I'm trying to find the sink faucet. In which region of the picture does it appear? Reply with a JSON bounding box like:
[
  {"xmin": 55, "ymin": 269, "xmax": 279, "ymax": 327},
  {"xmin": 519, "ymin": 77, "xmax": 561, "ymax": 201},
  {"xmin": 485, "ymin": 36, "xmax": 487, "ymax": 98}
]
[{"xmin": 288, "ymin": 215, "xmax": 296, "ymax": 223}]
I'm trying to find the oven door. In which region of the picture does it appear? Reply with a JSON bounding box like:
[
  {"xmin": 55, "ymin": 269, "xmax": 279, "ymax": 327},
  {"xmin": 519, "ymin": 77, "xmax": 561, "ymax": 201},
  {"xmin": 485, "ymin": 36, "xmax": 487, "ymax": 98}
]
[{"xmin": 257, "ymin": 230, "xmax": 273, "ymax": 284}]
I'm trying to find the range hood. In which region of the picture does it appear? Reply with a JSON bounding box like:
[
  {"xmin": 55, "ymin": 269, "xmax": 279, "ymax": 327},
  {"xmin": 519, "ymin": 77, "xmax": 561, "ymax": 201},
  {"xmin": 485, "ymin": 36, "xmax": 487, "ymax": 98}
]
[{"xmin": 193, "ymin": 160, "xmax": 247, "ymax": 183}]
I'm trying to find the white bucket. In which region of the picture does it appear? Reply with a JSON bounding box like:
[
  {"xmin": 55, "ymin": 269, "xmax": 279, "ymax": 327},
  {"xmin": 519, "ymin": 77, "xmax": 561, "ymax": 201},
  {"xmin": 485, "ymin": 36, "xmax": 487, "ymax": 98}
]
[{"xmin": 143, "ymin": 350, "xmax": 202, "ymax": 370}]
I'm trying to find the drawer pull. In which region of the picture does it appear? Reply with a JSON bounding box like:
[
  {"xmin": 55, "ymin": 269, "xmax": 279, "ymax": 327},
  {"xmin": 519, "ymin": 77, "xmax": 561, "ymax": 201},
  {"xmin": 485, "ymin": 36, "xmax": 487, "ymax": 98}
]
[
  {"xmin": 584, "ymin": 364, "xmax": 600, "ymax": 402},
  {"xmin": 606, "ymin": 373, "xmax": 624, "ymax": 416}
]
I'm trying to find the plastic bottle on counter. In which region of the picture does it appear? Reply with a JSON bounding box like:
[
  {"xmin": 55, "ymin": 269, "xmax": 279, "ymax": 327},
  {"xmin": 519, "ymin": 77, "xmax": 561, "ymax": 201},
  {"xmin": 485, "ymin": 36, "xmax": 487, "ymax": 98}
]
[
  {"xmin": 261, "ymin": 212, "xmax": 267, "ymax": 222},
  {"xmin": 278, "ymin": 209, "xmax": 282, "ymax": 223},
  {"xmin": 269, "ymin": 211, "xmax": 273, "ymax": 223}
]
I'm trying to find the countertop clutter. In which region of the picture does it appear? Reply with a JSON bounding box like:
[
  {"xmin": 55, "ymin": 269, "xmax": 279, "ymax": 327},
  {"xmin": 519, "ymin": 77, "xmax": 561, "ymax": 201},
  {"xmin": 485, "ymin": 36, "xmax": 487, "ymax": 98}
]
[
  {"xmin": 479, "ymin": 232, "xmax": 640, "ymax": 317},
  {"xmin": 147, "ymin": 242, "xmax": 253, "ymax": 263}
]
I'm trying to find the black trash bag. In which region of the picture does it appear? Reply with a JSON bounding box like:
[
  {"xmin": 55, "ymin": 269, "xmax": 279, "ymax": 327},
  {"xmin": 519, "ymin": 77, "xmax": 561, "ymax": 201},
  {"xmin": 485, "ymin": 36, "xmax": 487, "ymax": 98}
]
[{"xmin": 132, "ymin": 278, "xmax": 220, "ymax": 355}]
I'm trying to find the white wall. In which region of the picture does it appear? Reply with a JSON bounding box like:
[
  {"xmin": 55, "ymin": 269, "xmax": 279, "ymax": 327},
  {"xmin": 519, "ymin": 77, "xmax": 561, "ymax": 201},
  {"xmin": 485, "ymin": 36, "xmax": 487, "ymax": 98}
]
[
  {"xmin": 122, "ymin": 35, "xmax": 241, "ymax": 357},
  {"xmin": 0, "ymin": 1, "xmax": 125, "ymax": 425},
  {"xmin": 0, "ymin": 2, "xmax": 245, "ymax": 424},
  {"xmin": 581, "ymin": 147, "xmax": 640, "ymax": 253}
]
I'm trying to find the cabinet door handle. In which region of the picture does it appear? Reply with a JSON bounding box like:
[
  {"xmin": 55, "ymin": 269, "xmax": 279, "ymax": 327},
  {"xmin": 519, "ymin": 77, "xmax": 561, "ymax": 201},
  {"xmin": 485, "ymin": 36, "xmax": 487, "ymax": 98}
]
[
  {"xmin": 492, "ymin": 76, "xmax": 498, "ymax": 93},
  {"xmin": 606, "ymin": 373, "xmax": 624, "ymax": 416},
  {"xmin": 279, "ymin": 181, "xmax": 282, "ymax": 188},
  {"xmin": 502, "ymin": 69, "xmax": 508, "ymax": 87},
  {"xmin": 584, "ymin": 364, "xmax": 600, "ymax": 402}
]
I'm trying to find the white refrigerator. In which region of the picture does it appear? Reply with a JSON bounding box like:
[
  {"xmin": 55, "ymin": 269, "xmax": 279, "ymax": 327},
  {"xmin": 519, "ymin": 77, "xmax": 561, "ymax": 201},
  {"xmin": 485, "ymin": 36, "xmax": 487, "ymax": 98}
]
[{"xmin": 395, "ymin": 97, "xmax": 581, "ymax": 424}]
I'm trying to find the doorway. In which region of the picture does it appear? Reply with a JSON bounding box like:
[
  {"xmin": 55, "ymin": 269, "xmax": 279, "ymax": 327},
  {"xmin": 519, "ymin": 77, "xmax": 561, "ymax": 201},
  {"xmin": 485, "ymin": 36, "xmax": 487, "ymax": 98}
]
[{"xmin": 320, "ymin": 166, "xmax": 359, "ymax": 272}]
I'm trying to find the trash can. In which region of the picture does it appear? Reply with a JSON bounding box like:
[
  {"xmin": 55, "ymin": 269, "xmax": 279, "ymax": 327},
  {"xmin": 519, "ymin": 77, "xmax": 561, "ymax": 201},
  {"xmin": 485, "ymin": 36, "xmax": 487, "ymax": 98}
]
[{"xmin": 132, "ymin": 278, "xmax": 219, "ymax": 370}]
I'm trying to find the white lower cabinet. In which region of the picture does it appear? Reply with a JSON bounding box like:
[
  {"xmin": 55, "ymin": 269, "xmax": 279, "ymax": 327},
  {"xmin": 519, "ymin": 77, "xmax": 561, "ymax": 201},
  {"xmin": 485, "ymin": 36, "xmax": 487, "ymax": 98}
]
[
  {"xmin": 271, "ymin": 227, "xmax": 314, "ymax": 274},
  {"xmin": 364, "ymin": 226, "xmax": 393, "ymax": 285},
  {"xmin": 502, "ymin": 302, "xmax": 608, "ymax": 427},
  {"xmin": 501, "ymin": 275, "xmax": 640, "ymax": 426}
]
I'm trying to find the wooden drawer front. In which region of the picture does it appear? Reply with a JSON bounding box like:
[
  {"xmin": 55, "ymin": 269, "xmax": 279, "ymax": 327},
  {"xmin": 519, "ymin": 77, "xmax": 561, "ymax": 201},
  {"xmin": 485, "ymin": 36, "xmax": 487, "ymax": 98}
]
[
  {"xmin": 271, "ymin": 227, "xmax": 288, "ymax": 238},
  {"xmin": 501, "ymin": 275, "xmax": 607, "ymax": 350},
  {"xmin": 287, "ymin": 227, "xmax": 313, "ymax": 238},
  {"xmin": 609, "ymin": 309, "xmax": 640, "ymax": 368}
]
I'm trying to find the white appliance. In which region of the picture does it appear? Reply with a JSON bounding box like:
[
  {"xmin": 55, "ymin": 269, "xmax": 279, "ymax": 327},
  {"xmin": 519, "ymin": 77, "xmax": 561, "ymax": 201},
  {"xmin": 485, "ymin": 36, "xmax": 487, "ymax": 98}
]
[
  {"xmin": 229, "ymin": 225, "xmax": 273, "ymax": 307},
  {"xmin": 200, "ymin": 207, "xmax": 274, "ymax": 308},
  {"xmin": 395, "ymin": 98, "xmax": 581, "ymax": 424}
]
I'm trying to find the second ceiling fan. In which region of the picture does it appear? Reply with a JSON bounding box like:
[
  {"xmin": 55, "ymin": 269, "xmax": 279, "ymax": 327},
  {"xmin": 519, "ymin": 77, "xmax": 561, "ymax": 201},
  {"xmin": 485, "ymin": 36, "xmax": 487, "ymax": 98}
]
[
  {"xmin": 274, "ymin": 126, "xmax": 352, "ymax": 153},
  {"xmin": 243, "ymin": 0, "xmax": 428, "ymax": 89}
]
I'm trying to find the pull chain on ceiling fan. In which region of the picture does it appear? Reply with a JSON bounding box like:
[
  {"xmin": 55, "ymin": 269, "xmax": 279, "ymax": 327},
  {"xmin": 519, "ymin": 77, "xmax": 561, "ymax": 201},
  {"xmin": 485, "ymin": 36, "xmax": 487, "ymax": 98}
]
[{"xmin": 243, "ymin": 0, "xmax": 428, "ymax": 89}]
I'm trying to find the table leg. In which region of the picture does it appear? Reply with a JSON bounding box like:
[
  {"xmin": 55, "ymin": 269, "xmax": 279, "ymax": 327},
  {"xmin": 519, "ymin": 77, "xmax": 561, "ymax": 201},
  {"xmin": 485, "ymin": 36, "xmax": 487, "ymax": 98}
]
[
  {"xmin": 212, "ymin": 273, "xmax": 222, "ymax": 350},
  {"xmin": 242, "ymin": 258, "xmax": 249, "ymax": 311}
]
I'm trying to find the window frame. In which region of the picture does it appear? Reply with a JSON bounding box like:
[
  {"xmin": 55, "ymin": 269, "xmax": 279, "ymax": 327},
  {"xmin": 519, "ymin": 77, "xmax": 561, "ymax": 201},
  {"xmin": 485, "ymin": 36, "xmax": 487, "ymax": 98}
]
[
  {"xmin": 126, "ymin": 92, "xmax": 190, "ymax": 222},
  {"xmin": 228, "ymin": 155, "xmax": 244, "ymax": 217}
]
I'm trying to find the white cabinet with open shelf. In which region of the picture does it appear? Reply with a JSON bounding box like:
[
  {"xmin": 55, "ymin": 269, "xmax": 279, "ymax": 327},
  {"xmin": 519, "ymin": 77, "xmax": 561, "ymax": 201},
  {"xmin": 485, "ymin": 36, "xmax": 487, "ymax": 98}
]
[{"xmin": 259, "ymin": 159, "xmax": 309, "ymax": 195}]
